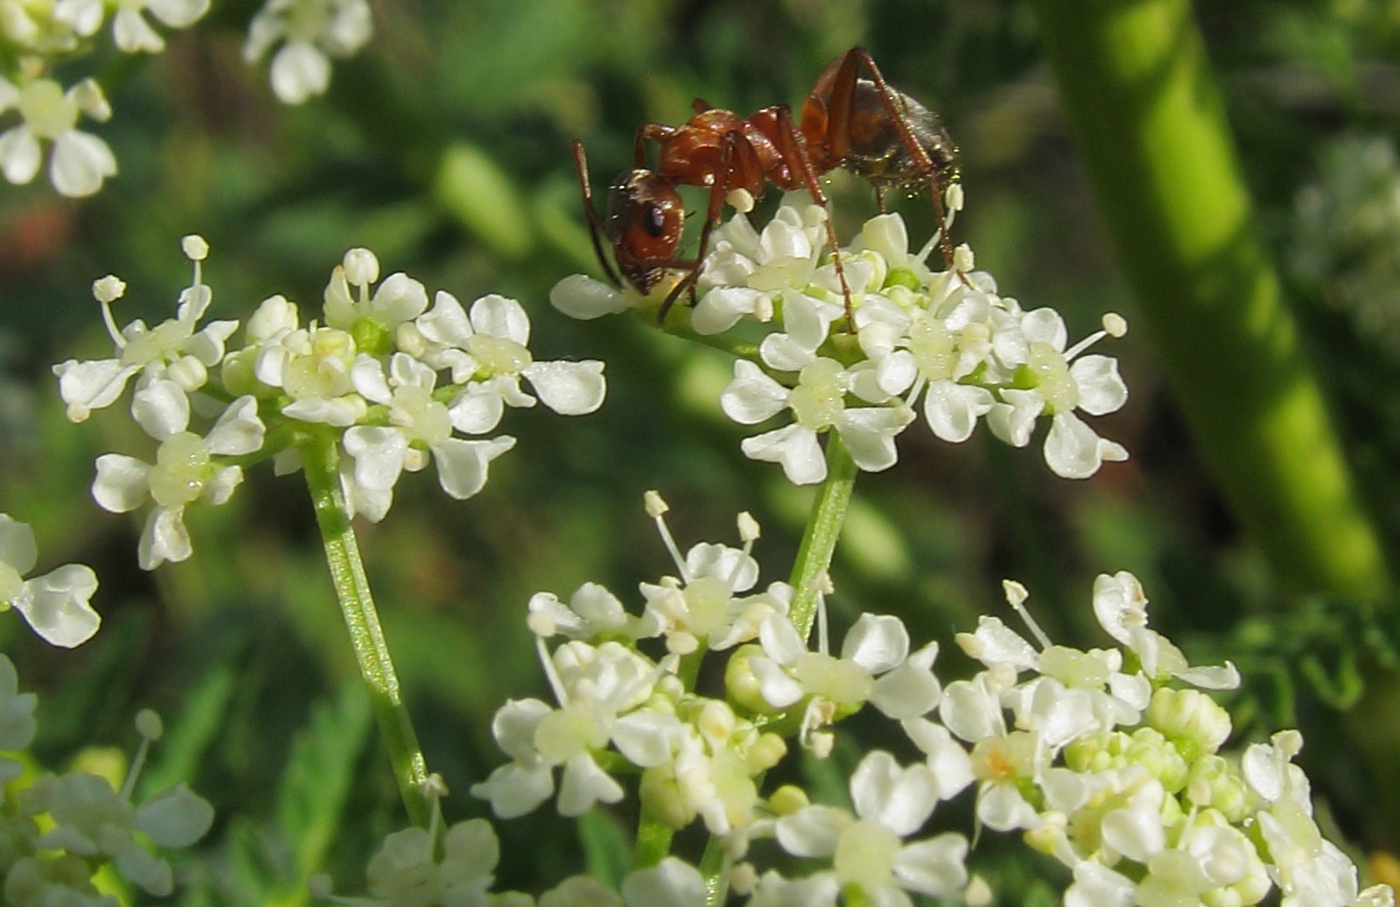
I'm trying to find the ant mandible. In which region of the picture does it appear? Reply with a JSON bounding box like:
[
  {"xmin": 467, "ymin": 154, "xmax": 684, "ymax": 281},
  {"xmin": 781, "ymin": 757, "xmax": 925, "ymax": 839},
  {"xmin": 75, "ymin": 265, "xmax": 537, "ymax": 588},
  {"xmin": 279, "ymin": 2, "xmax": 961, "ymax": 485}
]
[{"xmin": 572, "ymin": 46, "xmax": 960, "ymax": 325}]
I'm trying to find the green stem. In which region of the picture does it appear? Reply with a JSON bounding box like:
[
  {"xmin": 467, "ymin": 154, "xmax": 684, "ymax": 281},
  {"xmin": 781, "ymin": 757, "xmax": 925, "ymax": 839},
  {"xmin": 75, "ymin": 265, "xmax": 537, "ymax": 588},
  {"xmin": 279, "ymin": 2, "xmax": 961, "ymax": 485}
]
[
  {"xmin": 1029, "ymin": 0, "xmax": 1391, "ymax": 603},
  {"xmin": 788, "ymin": 432, "xmax": 859, "ymax": 641},
  {"xmin": 632, "ymin": 807, "xmax": 675, "ymax": 870},
  {"xmin": 300, "ymin": 433, "xmax": 431, "ymax": 826},
  {"xmin": 699, "ymin": 832, "xmax": 731, "ymax": 907}
]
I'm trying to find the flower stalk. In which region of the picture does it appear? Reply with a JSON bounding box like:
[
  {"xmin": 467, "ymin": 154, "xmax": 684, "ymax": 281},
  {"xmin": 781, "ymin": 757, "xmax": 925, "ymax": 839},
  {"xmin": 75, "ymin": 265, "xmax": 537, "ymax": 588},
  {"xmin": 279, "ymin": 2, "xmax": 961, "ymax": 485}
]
[
  {"xmin": 787, "ymin": 432, "xmax": 859, "ymax": 640},
  {"xmin": 300, "ymin": 431, "xmax": 431, "ymax": 827}
]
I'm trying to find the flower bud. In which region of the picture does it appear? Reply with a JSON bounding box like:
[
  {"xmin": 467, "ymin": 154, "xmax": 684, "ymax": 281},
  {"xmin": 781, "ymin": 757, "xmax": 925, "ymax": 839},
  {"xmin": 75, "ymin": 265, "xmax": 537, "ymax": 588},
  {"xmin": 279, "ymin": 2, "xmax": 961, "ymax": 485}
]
[{"xmin": 1148, "ymin": 688, "xmax": 1232, "ymax": 757}]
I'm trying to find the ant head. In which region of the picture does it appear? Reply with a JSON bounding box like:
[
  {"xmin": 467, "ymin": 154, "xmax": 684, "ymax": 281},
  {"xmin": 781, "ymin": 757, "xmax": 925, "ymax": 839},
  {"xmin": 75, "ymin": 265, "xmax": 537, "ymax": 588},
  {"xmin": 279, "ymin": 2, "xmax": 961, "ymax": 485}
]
[{"xmin": 605, "ymin": 169, "xmax": 684, "ymax": 292}]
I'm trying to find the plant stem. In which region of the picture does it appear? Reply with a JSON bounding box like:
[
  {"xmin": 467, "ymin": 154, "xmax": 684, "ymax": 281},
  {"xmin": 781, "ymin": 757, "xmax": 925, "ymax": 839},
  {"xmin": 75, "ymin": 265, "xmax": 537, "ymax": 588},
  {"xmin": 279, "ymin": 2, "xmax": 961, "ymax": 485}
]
[
  {"xmin": 632, "ymin": 807, "xmax": 675, "ymax": 870},
  {"xmin": 300, "ymin": 433, "xmax": 431, "ymax": 826},
  {"xmin": 1029, "ymin": 0, "xmax": 1391, "ymax": 603},
  {"xmin": 788, "ymin": 432, "xmax": 859, "ymax": 641}
]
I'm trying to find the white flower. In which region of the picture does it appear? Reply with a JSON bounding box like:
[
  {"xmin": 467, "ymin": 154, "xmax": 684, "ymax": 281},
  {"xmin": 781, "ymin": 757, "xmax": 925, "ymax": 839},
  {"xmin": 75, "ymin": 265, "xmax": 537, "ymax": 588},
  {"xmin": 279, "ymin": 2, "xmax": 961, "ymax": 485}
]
[
  {"xmin": 25, "ymin": 773, "xmax": 213, "ymax": 896},
  {"xmin": 91, "ymin": 396, "xmax": 264, "ymax": 569},
  {"xmin": 985, "ymin": 309, "xmax": 1129, "ymax": 478},
  {"xmin": 775, "ymin": 750, "xmax": 969, "ymax": 903},
  {"xmin": 362, "ymin": 818, "xmax": 501, "ymax": 905},
  {"xmin": 1092, "ymin": 571, "xmax": 1240, "ymax": 689},
  {"xmin": 54, "ymin": 240, "xmax": 238, "ymax": 423},
  {"xmin": 0, "ymin": 76, "xmax": 115, "ymax": 196},
  {"xmin": 692, "ymin": 204, "xmax": 830, "ymax": 334},
  {"xmin": 243, "ymin": 0, "xmax": 373, "ymax": 104},
  {"xmin": 55, "ymin": 0, "xmax": 209, "ymax": 51},
  {"xmin": 721, "ymin": 357, "xmax": 915, "ymax": 485},
  {"xmin": 0, "ymin": 513, "xmax": 100, "ymax": 647},
  {"xmin": 621, "ymin": 857, "xmax": 707, "ymax": 907},
  {"xmin": 414, "ymin": 292, "xmax": 606, "ymax": 431}
]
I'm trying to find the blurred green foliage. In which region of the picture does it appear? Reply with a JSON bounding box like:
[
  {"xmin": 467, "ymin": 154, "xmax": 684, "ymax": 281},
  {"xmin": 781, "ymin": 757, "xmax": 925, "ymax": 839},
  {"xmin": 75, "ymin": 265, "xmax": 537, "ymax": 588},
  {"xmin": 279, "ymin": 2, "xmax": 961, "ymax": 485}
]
[{"xmin": 3, "ymin": 0, "xmax": 1400, "ymax": 901}]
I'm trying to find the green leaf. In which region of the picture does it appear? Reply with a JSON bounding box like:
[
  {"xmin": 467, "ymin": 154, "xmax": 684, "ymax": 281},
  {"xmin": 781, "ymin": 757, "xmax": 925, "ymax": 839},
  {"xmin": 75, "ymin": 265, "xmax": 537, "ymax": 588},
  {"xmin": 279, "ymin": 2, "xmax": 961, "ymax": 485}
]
[{"xmin": 276, "ymin": 681, "xmax": 374, "ymax": 894}]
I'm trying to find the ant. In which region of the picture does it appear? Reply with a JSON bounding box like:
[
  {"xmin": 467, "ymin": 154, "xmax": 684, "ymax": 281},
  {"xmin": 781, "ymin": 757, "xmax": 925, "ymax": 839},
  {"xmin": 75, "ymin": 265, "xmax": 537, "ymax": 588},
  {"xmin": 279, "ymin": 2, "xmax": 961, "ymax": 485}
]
[{"xmin": 572, "ymin": 47, "xmax": 961, "ymax": 325}]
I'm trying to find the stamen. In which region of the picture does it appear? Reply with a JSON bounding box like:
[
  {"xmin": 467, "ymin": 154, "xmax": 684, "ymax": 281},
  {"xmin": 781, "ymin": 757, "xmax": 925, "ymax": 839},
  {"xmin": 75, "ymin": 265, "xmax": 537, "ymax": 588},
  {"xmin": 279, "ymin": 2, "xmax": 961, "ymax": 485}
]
[
  {"xmin": 1102, "ymin": 312, "xmax": 1128, "ymax": 338},
  {"xmin": 814, "ymin": 576, "xmax": 832, "ymax": 654},
  {"xmin": 1002, "ymin": 579, "xmax": 1053, "ymax": 650},
  {"xmin": 120, "ymin": 708, "xmax": 163, "ymax": 801},
  {"xmin": 645, "ymin": 490, "xmax": 691, "ymax": 583},
  {"xmin": 536, "ymin": 636, "xmax": 569, "ymax": 706},
  {"xmin": 916, "ymin": 230, "xmax": 940, "ymax": 267},
  {"xmin": 93, "ymin": 275, "xmax": 127, "ymax": 347}
]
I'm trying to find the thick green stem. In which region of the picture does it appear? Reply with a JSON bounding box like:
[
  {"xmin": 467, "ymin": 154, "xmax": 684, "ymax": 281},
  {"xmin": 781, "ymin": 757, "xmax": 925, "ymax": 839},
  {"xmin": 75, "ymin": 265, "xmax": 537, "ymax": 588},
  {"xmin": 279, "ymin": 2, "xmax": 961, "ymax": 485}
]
[
  {"xmin": 788, "ymin": 432, "xmax": 859, "ymax": 640},
  {"xmin": 632, "ymin": 808, "xmax": 675, "ymax": 870},
  {"xmin": 301, "ymin": 434, "xmax": 431, "ymax": 826},
  {"xmin": 1029, "ymin": 0, "xmax": 1391, "ymax": 603}
]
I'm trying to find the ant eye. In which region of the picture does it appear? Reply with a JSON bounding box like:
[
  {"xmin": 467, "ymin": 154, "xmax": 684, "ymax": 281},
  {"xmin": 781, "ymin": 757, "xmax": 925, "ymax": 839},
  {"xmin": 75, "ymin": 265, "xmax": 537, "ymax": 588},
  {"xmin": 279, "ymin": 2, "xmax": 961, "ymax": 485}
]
[{"xmin": 644, "ymin": 205, "xmax": 667, "ymax": 237}]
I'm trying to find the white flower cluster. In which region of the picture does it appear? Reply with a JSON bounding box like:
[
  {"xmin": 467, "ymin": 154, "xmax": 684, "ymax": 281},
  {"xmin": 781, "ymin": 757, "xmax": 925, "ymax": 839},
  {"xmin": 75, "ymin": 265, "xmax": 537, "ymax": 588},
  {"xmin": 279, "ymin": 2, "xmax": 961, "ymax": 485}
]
[
  {"xmin": 55, "ymin": 237, "xmax": 605, "ymax": 570},
  {"xmin": 0, "ymin": 0, "xmax": 372, "ymax": 197},
  {"xmin": 0, "ymin": 0, "xmax": 210, "ymax": 196},
  {"xmin": 0, "ymin": 512, "xmax": 100, "ymax": 647},
  {"xmin": 552, "ymin": 201, "xmax": 1129, "ymax": 484},
  {"xmin": 242, "ymin": 0, "xmax": 373, "ymax": 105},
  {"xmin": 0, "ymin": 656, "xmax": 214, "ymax": 905},
  {"xmin": 331, "ymin": 496, "xmax": 1395, "ymax": 907}
]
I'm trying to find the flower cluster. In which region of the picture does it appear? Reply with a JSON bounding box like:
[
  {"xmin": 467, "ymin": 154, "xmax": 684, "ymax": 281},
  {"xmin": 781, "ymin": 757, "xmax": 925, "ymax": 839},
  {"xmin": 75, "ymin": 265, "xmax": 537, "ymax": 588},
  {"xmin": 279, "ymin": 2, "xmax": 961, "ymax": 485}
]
[
  {"xmin": 242, "ymin": 0, "xmax": 373, "ymax": 105},
  {"xmin": 376, "ymin": 496, "xmax": 1392, "ymax": 907},
  {"xmin": 0, "ymin": 0, "xmax": 372, "ymax": 196},
  {"xmin": 0, "ymin": 0, "xmax": 210, "ymax": 196},
  {"xmin": 0, "ymin": 512, "xmax": 100, "ymax": 647},
  {"xmin": 552, "ymin": 199, "xmax": 1129, "ymax": 484},
  {"xmin": 0, "ymin": 655, "xmax": 214, "ymax": 905},
  {"xmin": 55, "ymin": 237, "xmax": 605, "ymax": 569}
]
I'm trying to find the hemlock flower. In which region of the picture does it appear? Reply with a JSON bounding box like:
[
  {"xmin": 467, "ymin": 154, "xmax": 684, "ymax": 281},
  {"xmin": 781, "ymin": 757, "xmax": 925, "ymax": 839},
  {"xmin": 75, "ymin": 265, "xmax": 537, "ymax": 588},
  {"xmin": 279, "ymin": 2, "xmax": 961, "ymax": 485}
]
[
  {"xmin": 243, "ymin": 0, "xmax": 373, "ymax": 105},
  {"xmin": 773, "ymin": 750, "xmax": 970, "ymax": 905},
  {"xmin": 0, "ymin": 76, "xmax": 115, "ymax": 197},
  {"xmin": 0, "ymin": 514, "xmax": 100, "ymax": 647},
  {"xmin": 53, "ymin": 0, "xmax": 209, "ymax": 51}
]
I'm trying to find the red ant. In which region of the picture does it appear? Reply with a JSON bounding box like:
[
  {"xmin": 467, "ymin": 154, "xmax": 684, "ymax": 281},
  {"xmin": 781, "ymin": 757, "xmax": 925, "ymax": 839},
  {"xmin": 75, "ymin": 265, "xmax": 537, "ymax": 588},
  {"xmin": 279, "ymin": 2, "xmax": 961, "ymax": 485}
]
[{"xmin": 572, "ymin": 47, "xmax": 960, "ymax": 325}]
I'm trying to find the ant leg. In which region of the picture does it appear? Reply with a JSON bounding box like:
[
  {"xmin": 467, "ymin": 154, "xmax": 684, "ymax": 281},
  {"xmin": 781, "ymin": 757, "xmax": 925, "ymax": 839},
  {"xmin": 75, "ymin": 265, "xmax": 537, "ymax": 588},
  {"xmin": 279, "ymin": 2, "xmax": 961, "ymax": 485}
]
[
  {"xmin": 773, "ymin": 104, "xmax": 857, "ymax": 329},
  {"xmin": 851, "ymin": 47, "xmax": 958, "ymax": 271},
  {"xmin": 571, "ymin": 140, "xmax": 623, "ymax": 287},
  {"xmin": 634, "ymin": 122, "xmax": 678, "ymax": 167}
]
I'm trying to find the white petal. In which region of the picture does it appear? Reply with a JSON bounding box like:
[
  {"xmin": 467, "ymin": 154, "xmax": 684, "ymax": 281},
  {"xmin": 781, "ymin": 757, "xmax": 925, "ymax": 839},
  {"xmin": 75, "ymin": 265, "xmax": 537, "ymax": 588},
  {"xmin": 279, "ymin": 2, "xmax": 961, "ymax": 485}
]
[
  {"xmin": 269, "ymin": 42, "xmax": 331, "ymax": 105},
  {"xmin": 417, "ymin": 290, "xmax": 472, "ymax": 344},
  {"xmin": 470, "ymin": 294, "xmax": 531, "ymax": 345},
  {"xmin": 841, "ymin": 613, "xmax": 910, "ymax": 674},
  {"xmin": 343, "ymin": 426, "xmax": 408, "ymax": 492},
  {"xmin": 115, "ymin": 844, "xmax": 173, "ymax": 896},
  {"xmin": 775, "ymin": 805, "xmax": 846, "ymax": 858},
  {"xmin": 874, "ymin": 350, "xmax": 918, "ymax": 397},
  {"xmin": 130, "ymin": 380, "xmax": 190, "ymax": 440},
  {"xmin": 349, "ymin": 355, "xmax": 392, "ymax": 404},
  {"xmin": 1065, "ymin": 862, "xmax": 1137, "ymax": 907},
  {"xmin": 976, "ymin": 780, "xmax": 1040, "ymax": 831},
  {"xmin": 557, "ymin": 752, "xmax": 623, "ymax": 816},
  {"xmin": 759, "ymin": 331, "xmax": 816, "ymax": 373},
  {"xmin": 850, "ymin": 751, "xmax": 938, "ymax": 835},
  {"xmin": 550, "ymin": 275, "xmax": 632, "ymax": 320},
  {"xmin": 49, "ymin": 129, "xmax": 116, "ymax": 197},
  {"xmin": 139, "ymin": 506, "xmax": 191, "ymax": 570},
  {"xmin": 894, "ymin": 832, "xmax": 969, "ymax": 897},
  {"xmin": 432, "ymin": 435, "xmax": 516, "ymax": 499},
  {"xmin": 621, "ymin": 857, "xmax": 707, "ymax": 907},
  {"xmin": 92, "ymin": 454, "xmax": 152, "ymax": 513},
  {"xmin": 750, "ymin": 656, "xmax": 805, "ymax": 708},
  {"xmin": 691, "ymin": 287, "xmax": 761, "ymax": 335},
  {"xmin": 0, "ymin": 515, "xmax": 38, "ymax": 576},
  {"xmin": 522, "ymin": 360, "xmax": 606, "ymax": 415},
  {"xmin": 870, "ymin": 662, "xmax": 941, "ymax": 720},
  {"xmin": 470, "ymin": 761, "xmax": 554, "ymax": 819},
  {"xmin": 612, "ymin": 712, "xmax": 680, "ymax": 768},
  {"xmin": 837, "ymin": 405, "xmax": 914, "ymax": 473},
  {"xmin": 448, "ymin": 383, "xmax": 506, "ymax": 434},
  {"xmin": 136, "ymin": 783, "xmax": 214, "ymax": 847},
  {"xmin": 985, "ymin": 389, "xmax": 1043, "ymax": 448},
  {"xmin": 146, "ymin": 0, "xmax": 209, "ymax": 27},
  {"xmin": 1071, "ymin": 354, "xmax": 1128, "ymax": 416},
  {"xmin": 1020, "ymin": 308, "xmax": 1067, "ymax": 349},
  {"xmin": 54, "ymin": 358, "xmax": 138, "ymax": 421},
  {"xmin": 0, "ymin": 126, "xmax": 41, "ymax": 185},
  {"xmin": 741, "ymin": 424, "xmax": 825, "ymax": 485},
  {"xmin": 113, "ymin": 7, "xmax": 164, "ymax": 51},
  {"xmin": 204, "ymin": 396, "xmax": 266, "ymax": 456},
  {"xmin": 923, "ymin": 381, "xmax": 994, "ymax": 443},
  {"xmin": 14, "ymin": 564, "xmax": 100, "ymax": 647},
  {"xmin": 1044, "ymin": 412, "xmax": 1127, "ymax": 479},
  {"xmin": 720, "ymin": 360, "xmax": 789, "ymax": 424}
]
